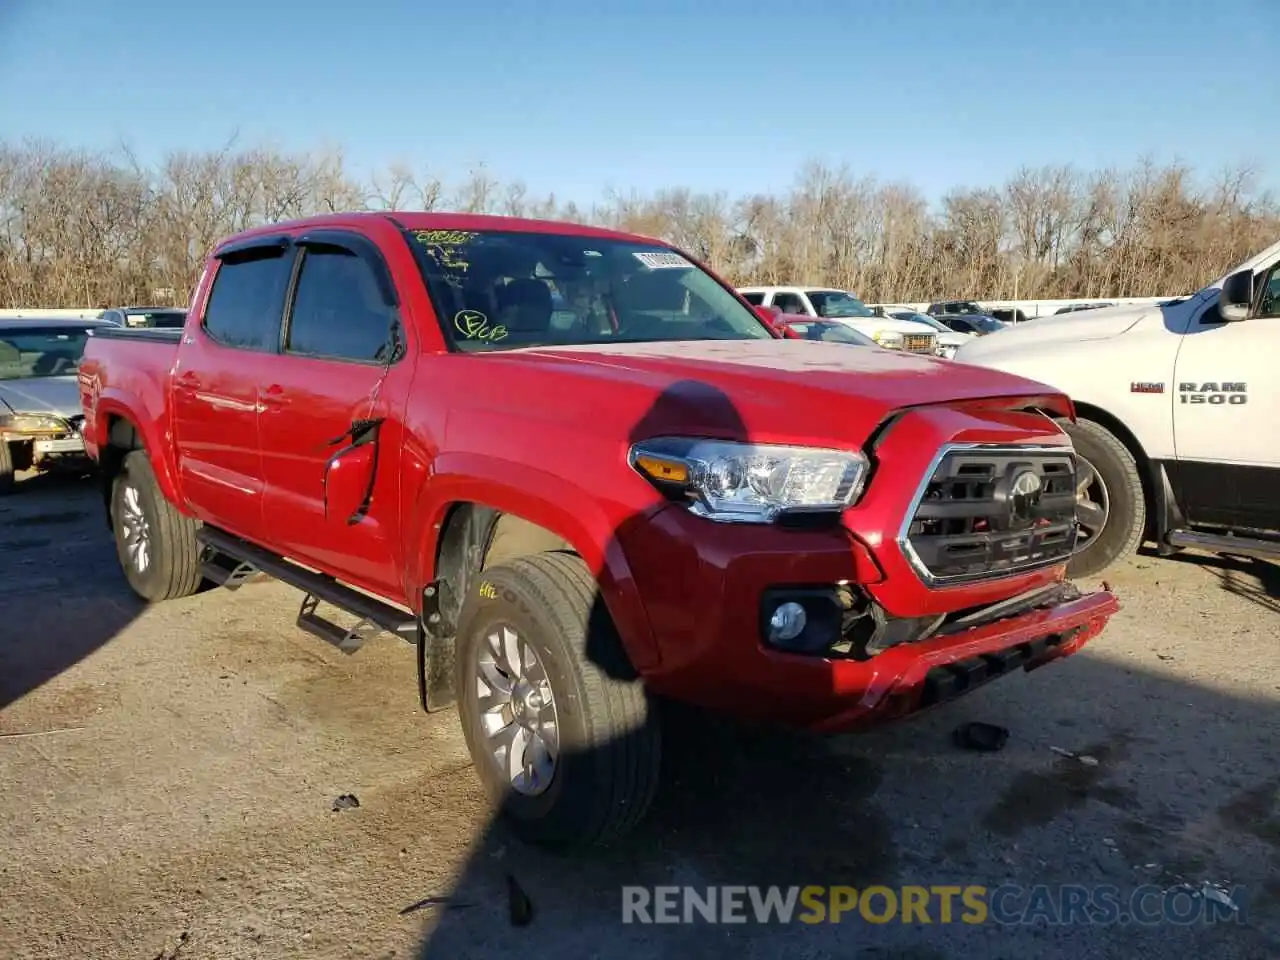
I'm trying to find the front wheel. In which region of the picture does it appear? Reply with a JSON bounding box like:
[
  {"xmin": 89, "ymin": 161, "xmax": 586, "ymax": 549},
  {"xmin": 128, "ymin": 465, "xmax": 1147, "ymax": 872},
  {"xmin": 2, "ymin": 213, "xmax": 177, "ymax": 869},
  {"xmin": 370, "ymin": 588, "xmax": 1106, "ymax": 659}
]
[
  {"xmin": 1057, "ymin": 418, "xmax": 1146, "ymax": 579},
  {"xmin": 110, "ymin": 450, "xmax": 205, "ymax": 601},
  {"xmin": 453, "ymin": 552, "xmax": 662, "ymax": 850}
]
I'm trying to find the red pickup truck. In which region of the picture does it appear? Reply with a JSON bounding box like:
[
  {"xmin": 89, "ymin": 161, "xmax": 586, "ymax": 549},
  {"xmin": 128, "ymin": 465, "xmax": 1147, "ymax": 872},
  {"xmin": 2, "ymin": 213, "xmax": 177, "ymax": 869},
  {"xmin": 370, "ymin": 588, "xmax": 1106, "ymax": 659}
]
[{"xmin": 78, "ymin": 212, "xmax": 1119, "ymax": 849}]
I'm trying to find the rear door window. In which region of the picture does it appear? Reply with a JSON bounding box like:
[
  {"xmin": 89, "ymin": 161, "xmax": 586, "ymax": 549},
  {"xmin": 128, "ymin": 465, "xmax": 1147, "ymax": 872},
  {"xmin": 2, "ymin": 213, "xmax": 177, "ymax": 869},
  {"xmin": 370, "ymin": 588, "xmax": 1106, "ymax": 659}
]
[{"xmin": 203, "ymin": 250, "xmax": 294, "ymax": 351}]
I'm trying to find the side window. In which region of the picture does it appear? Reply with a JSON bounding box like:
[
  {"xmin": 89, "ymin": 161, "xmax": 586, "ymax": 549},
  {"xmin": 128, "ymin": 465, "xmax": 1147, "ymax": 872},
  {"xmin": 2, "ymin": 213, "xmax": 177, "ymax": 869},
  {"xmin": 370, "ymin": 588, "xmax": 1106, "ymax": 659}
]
[
  {"xmin": 286, "ymin": 248, "xmax": 394, "ymax": 362},
  {"xmin": 773, "ymin": 292, "xmax": 806, "ymax": 314},
  {"xmin": 1257, "ymin": 264, "xmax": 1280, "ymax": 318},
  {"xmin": 203, "ymin": 251, "xmax": 293, "ymax": 351},
  {"xmin": 740, "ymin": 291, "xmax": 765, "ymax": 306}
]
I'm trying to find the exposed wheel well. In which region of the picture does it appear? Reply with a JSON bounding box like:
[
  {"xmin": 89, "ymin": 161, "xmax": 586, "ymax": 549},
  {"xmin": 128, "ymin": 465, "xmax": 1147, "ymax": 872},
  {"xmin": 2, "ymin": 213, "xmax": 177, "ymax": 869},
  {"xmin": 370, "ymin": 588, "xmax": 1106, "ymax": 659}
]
[
  {"xmin": 100, "ymin": 415, "xmax": 144, "ymax": 527},
  {"xmin": 430, "ymin": 503, "xmax": 577, "ymax": 637}
]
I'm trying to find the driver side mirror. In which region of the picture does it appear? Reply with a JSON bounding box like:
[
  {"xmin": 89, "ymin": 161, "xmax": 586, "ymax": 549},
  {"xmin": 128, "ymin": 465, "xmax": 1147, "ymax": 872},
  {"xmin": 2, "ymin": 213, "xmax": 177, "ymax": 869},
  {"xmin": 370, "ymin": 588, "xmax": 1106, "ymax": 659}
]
[{"xmin": 1220, "ymin": 269, "xmax": 1254, "ymax": 322}]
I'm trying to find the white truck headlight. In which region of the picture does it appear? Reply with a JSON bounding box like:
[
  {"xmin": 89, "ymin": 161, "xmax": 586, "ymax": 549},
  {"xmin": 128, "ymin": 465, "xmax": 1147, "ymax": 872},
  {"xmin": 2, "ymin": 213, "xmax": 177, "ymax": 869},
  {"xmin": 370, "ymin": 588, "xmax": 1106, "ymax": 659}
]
[
  {"xmin": 0, "ymin": 413, "xmax": 71, "ymax": 436},
  {"xmin": 629, "ymin": 438, "xmax": 869, "ymax": 523},
  {"xmin": 872, "ymin": 331, "xmax": 904, "ymax": 349}
]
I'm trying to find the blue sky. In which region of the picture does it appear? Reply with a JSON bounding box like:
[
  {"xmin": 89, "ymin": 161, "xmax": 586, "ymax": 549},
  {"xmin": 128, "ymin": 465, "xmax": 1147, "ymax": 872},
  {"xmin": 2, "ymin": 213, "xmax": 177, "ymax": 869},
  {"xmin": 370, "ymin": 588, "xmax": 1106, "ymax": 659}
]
[{"xmin": 2, "ymin": 0, "xmax": 1277, "ymax": 206}]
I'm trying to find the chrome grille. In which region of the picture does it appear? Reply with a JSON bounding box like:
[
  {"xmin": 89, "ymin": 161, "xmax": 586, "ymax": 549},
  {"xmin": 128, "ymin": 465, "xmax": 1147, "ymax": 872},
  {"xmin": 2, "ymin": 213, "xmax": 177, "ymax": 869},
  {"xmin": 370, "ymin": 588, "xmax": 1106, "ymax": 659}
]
[
  {"xmin": 899, "ymin": 445, "xmax": 1078, "ymax": 584},
  {"xmin": 903, "ymin": 333, "xmax": 936, "ymax": 354}
]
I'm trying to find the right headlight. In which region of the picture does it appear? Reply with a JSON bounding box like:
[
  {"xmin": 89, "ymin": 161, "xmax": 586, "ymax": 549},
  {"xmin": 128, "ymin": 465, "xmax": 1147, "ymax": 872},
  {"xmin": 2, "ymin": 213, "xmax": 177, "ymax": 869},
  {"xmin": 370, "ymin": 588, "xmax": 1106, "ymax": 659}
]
[
  {"xmin": 628, "ymin": 437, "xmax": 869, "ymax": 523},
  {"xmin": 0, "ymin": 413, "xmax": 71, "ymax": 436},
  {"xmin": 872, "ymin": 330, "xmax": 904, "ymax": 349}
]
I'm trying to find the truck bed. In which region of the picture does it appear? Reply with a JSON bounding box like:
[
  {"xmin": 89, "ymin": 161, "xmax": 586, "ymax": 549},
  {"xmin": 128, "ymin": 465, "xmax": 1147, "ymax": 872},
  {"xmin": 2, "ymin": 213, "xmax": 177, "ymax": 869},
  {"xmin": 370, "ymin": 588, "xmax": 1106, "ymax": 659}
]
[{"xmin": 78, "ymin": 326, "xmax": 183, "ymax": 462}]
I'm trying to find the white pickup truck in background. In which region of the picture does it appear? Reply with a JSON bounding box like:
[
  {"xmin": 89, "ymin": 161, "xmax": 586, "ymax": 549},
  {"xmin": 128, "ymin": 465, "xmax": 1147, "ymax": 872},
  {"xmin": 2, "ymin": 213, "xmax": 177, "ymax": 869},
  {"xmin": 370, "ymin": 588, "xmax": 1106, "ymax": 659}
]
[
  {"xmin": 874, "ymin": 305, "xmax": 975, "ymax": 359},
  {"xmin": 737, "ymin": 286, "xmax": 941, "ymax": 356},
  {"xmin": 954, "ymin": 238, "xmax": 1280, "ymax": 578}
]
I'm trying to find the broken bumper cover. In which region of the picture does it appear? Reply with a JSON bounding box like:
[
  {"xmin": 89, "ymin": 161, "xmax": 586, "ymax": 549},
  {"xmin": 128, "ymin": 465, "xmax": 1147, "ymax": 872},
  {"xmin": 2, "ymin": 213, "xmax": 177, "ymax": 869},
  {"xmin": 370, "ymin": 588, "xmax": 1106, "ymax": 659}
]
[
  {"xmin": 644, "ymin": 584, "xmax": 1119, "ymax": 732},
  {"xmin": 808, "ymin": 588, "xmax": 1118, "ymax": 732}
]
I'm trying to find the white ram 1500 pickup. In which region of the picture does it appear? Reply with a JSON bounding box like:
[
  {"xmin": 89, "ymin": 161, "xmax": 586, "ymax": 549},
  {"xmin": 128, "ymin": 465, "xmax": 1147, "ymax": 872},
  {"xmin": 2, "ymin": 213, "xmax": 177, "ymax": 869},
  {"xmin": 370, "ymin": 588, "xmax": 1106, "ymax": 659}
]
[{"xmin": 954, "ymin": 238, "xmax": 1280, "ymax": 578}]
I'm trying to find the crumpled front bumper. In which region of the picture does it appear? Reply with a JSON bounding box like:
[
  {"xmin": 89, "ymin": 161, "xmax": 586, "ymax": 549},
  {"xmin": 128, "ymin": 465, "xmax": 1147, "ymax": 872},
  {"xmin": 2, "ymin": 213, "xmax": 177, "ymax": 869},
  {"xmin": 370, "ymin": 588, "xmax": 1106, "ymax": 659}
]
[{"xmin": 807, "ymin": 586, "xmax": 1119, "ymax": 732}]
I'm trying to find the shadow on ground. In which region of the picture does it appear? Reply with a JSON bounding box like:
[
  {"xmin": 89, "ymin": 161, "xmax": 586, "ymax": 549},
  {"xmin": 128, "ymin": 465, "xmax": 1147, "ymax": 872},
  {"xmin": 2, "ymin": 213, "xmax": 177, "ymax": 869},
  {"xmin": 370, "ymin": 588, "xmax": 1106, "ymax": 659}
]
[
  {"xmin": 412, "ymin": 652, "xmax": 1280, "ymax": 959},
  {"xmin": 1176, "ymin": 553, "xmax": 1278, "ymax": 615},
  {"xmin": 408, "ymin": 389, "xmax": 1280, "ymax": 960},
  {"xmin": 0, "ymin": 469, "xmax": 144, "ymax": 713}
]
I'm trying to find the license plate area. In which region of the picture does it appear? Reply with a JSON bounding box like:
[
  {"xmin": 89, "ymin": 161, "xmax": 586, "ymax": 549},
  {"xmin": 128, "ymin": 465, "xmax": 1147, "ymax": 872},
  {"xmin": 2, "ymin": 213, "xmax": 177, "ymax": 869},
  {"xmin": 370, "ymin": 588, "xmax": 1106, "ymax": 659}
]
[{"xmin": 34, "ymin": 437, "xmax": 85, "ymax": 454}]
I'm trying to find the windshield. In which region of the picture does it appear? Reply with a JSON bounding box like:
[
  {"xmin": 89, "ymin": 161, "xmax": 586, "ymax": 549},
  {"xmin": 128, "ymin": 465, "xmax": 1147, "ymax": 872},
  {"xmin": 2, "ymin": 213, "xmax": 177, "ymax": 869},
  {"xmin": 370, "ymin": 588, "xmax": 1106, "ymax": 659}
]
[
  {"xmin": 402, "ymin": 229, "xmax": 775, "ymax": 351},
  {"xmin": 893, "ymin": 311, "xmax": 947, "ymax": 332},
  {"xmin": 785, "ymin": 321, "xmax": 875, "ymax": 346},
  {"xmin": 806, "ymin": 290, "xmax": 875, "ymax": 319},
  {"xmin": 946, "ymin": 301, "xmax": 987, "ymax": 315},
  {"xmin": 970, "ymin": 315, "xmax": 1007, "ymax": 333},
  {"xmin": 0, "ymin": 327, "xmax": 92, "ymax": 381}
]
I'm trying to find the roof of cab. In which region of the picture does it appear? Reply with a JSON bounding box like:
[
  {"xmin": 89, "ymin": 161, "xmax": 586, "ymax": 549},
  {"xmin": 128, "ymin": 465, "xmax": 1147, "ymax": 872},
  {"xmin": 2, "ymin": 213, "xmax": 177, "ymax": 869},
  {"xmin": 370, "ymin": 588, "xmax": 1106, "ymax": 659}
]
[{"xmin": 212, "ymin": 212, "xmax": 665, "ymax": 256}]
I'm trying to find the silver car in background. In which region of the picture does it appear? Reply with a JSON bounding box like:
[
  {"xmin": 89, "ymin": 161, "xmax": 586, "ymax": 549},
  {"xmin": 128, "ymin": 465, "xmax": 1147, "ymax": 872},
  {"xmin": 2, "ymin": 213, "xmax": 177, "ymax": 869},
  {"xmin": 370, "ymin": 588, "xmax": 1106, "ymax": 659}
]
[{"xmin": 0, "ymin": 317, "xmax": 112, "ymax": 493}]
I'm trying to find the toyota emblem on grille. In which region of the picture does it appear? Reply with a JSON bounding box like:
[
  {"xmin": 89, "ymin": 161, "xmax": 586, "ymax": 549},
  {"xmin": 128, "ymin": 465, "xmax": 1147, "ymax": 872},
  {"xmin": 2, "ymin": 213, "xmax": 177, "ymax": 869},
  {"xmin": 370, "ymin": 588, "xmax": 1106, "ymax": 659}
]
[{"xmin": 1009, "ymin": 469, "xmax": 1043, "ymax": 525}]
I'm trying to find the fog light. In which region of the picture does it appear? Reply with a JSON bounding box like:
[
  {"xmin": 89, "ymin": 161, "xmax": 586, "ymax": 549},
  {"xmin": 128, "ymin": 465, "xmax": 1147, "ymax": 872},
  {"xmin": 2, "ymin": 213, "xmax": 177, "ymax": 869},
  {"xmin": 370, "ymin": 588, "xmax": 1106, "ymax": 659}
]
[{"xmin": 768, "ymin": 602, "xmax": 807, "ymax": 643}]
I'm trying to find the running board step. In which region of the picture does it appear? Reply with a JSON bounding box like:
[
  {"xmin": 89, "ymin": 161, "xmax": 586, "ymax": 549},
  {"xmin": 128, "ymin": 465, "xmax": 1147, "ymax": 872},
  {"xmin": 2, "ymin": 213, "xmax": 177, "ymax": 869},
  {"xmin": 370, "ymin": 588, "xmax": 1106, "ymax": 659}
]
[
  {"xmin": 196, "ymin": 527, "xmax": 419, "ymax": 649},
  {"xmin": 1166, "ymin": 529, "xmax": 1280, "ymax": 560},
  {"xmin": 201, "ymin": 552, "xmax": 261, "ymax": 591},
  {"xmin": 297, "ymin": 594, "xmax": 387, "ymax": 655}
]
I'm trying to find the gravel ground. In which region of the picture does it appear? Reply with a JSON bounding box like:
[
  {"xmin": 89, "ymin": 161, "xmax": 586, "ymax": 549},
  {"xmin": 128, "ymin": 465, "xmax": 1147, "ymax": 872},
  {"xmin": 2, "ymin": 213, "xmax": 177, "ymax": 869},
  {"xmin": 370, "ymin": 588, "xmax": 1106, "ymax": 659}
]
[{"xmin": 1, "ymin": 470, "xmax": 1278, "ymax": 960}]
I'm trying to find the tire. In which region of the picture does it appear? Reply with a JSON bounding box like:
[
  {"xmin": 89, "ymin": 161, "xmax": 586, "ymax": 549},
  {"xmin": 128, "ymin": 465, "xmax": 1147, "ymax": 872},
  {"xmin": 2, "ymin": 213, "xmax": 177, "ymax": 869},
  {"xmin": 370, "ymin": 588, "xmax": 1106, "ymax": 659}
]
[
  {"xmin": 110, "ymin": 450, "xmax": 204, "ymax": 601},
  {"xmin": 9, "ymin": 441, "xmax": 33, "ymax": 474},
  {"xmin": 0, "ymin": 442, "xmax": 13, "ymax": 495},
  {"xmin": 453, "ymin": 552, "xmax": 661, "ymax": 850},
  {"xmin": 1057, "ymin": 418, "xmax": 1146, "ymax": 580}
]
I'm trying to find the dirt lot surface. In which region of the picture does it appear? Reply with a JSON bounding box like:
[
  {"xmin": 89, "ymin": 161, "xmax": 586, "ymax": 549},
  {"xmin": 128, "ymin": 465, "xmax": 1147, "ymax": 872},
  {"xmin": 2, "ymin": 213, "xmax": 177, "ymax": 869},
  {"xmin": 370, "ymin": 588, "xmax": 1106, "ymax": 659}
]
[{"xmin": 2, "ymin": 472, "xmax": 1279, "ymax": 960}]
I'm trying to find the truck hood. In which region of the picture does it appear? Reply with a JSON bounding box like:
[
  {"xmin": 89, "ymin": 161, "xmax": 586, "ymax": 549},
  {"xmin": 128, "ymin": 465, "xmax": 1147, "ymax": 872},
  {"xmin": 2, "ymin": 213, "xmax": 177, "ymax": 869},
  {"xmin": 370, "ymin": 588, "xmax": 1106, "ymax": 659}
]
[
  {"xmin": 952, "ymin": 301, "xmax": 1156, "ymax": 364},
  {"xmin": 953, "ymin": 236, "xmax": 1280, "ymax": 365},
  {"xmin": 0, "ymin": 376, "xmax": 82, "ymax": 419},
  {"xmin": 480, "ymin": 339, "xmax": 1064, "ymax": 445}
]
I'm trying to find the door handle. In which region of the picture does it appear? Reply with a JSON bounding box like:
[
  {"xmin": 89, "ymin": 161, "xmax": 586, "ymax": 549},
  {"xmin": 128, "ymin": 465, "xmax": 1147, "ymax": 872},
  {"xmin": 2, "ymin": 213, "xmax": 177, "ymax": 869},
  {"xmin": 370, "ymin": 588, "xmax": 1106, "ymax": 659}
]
[{"xmin": 259, "ymin": 384, "xmax": 287, "ymax": 410}]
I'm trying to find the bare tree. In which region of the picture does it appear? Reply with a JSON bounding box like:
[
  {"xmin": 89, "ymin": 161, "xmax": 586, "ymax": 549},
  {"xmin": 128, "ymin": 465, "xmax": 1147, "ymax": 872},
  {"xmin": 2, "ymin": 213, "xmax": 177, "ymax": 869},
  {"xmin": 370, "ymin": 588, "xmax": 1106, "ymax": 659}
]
[{"xmin": 0, "ymin": 138, "xmax": 1274, "ymax": 308}]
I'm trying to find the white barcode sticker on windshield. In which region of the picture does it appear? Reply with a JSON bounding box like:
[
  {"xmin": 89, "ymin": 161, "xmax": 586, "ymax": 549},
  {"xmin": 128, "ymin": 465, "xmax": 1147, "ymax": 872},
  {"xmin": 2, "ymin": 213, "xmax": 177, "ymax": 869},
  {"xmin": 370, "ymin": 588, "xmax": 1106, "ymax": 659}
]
[{"xmin": 633, "ymin": 251, "xmax": 693, "ymax": 269}]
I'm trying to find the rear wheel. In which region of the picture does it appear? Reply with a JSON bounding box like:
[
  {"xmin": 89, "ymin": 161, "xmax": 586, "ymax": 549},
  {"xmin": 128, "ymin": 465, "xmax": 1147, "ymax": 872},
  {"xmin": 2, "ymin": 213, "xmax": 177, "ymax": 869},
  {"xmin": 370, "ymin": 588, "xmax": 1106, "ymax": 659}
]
[
  {"xmin": 0, "ymin": 442, "xmax": 13, "ymax": 495},
  {"xmin": 1057, "ymin": 418, "xmax": 1146, "ymax": 579},
  {"xmin": 454, "ymin": 552, "xmax": 661, "ymax": 850},
  {"xmin": 110, "ymin": 450, "xmax": 205, "ymax": 601}
]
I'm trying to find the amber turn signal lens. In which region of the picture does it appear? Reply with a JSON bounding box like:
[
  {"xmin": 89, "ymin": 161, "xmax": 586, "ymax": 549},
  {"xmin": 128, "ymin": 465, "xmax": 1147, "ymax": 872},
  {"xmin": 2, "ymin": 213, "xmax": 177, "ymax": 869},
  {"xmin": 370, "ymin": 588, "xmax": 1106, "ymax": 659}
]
[{"xmin": 634, "ymin": 454, "xmax": 689, "ymax": 484}]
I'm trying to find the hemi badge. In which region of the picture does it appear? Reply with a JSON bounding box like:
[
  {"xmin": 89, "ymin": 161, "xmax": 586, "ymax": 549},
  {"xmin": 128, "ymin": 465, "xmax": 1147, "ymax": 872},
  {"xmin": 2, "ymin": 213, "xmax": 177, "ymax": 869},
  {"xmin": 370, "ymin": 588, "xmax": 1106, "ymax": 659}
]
[{"xmin": 1130, "ymin": 382, "xmax": 1165, "ymax": 394}]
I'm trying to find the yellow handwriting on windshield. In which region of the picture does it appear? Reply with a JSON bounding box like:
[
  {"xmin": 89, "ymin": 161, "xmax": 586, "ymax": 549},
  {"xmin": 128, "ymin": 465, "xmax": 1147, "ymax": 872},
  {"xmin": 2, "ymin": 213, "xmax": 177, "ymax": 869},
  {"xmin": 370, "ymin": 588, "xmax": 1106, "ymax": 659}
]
[
  {"xmin": 413, "ymin": 230, "xmax": 474, "ymax": 274},
  {"xmin": 414, "ymin": 229, "xmax": 477, "ymax": 245},
  {"xmin": 453, "ymin": 310, "xmax": 508, "ymax": 342}
]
